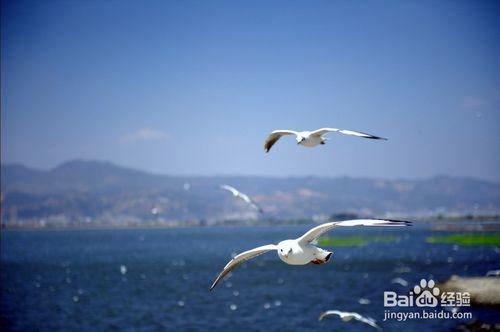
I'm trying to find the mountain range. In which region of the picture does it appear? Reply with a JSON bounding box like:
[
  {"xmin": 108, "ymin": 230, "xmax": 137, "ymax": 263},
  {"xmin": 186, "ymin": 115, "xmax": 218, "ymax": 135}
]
[{"xmin": 1, "ymin": 160, "xmax": 499, "ymax": 227}]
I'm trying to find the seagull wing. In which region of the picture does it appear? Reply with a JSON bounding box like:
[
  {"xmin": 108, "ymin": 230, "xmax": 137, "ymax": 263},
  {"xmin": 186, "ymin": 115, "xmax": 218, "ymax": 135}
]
[
  {"xmin": 354, "ymin": 314, "xmax": 382, "ymax": 330},
  {"xmin": 210, "ymin": 244, "xmax": 277, "ymax": 291},
  {"xmin": 310, "ymin": 128, "xmax": 387, "ymax": 140},
  {"xmin": 237, "ymin": 192, "xmax": 252, "ymax": 204},
  {"xmin": 298, "ymin": 219, "xmax": 411, "ymax": 245},
  {"xmin": 251, "ymin": 203, "xmax": 264, "ymax": 214},
  {"xmin": 222, "ymin": 186, "xmax": 263, "ymax": 212},
  {"xmin": 238, "ymin": 194, "xmax": 263, "ymax": 213},
  {"xmin": 319, "ymin": 311, "xmax": 381, "ymax": 330},
  {"xmin": 318, "ymin": 310, "xmax": 343, "ymax": 321},
  {"xmin": 221, "ymin": 185, "xmax": 239, "ymax": 196},
  {"xmin": 264, "ymin": 130, "xmax": 298, "ymax": 153}
]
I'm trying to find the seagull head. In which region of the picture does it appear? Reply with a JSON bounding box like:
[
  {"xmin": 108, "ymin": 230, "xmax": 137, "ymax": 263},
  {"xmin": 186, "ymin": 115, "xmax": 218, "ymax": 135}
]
[
  {"xmin": 296, "ymin": 136, "xmax": 305, "ymax": 144},
  {"xmin": 277, "ymin": 242, "xmax": 294, "ymax": 259}
]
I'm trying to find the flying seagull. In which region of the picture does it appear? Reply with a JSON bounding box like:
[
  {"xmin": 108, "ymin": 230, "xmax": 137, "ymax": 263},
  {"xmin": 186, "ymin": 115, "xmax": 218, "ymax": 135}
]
[
  {"xmin": 264, "ymin": 128, "xmax": 387, "ymax": 153},
  {"xmin": 221, "ymin": 185, "xmax": 263, "ymax": 213},
  {"xmin": 209, "ymin": 219, "xmax": 410, "ymax": 290},
  {"xmin": 318, "ymin": 310, "xmax": 382, "ymax": 330}
]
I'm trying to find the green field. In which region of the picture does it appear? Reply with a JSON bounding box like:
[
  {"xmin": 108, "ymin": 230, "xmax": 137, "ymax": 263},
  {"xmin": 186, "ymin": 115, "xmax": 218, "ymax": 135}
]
[
  {"xmin": 317, "ymin": 235, "xmax": 399, "ymax": 247},
  {"xmin": 426, "ymin": 234, "xmax": 500, "ymax": 246}
]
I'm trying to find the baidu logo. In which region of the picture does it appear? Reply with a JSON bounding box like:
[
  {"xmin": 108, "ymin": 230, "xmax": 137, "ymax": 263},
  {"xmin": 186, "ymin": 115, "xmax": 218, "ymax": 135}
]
[
  {"xmin": 384, "ymin": 278, "xmax": 470, "ymax": 308},
  {"xmin": 413, "ymin": 279, "xmax": 440, "ymax": 307},
  {"xmin": 384, "ymin": 278, "xmax": 440, "ymax": 307},
  {"xmin": 383, "ymin": 278, "xmax": 472, "ymax": 321}
]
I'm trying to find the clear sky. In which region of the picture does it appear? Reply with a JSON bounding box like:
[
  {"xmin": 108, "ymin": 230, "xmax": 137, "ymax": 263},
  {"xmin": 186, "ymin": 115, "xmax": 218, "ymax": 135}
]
[{"xmin": 2, "ymin": 0, "xmax": 499, "ymax": 181}]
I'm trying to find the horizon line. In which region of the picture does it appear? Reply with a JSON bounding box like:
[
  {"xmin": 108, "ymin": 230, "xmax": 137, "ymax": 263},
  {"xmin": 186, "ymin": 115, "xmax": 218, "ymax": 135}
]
[{"xmin": 2, "ymin": 158, "xmax": 498, "ymax": 184}]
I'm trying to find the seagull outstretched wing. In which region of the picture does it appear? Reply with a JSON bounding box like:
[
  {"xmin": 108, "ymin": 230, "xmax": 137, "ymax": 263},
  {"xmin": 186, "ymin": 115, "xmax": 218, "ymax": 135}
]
[
  {"xmin": 264, "ymin": 130, "xmax": 298, "ymax": 153},
  {"xmin": 298, "ymin": 219, "xmax": 411, "ymax": 245},
  {"xmin": 210, "ymin": 244, "xmax": 277, "ymax": 290},
  {"xmin": 221, "ymin": 185, "xmax": 240, "ymax": 196},
  {"xmin": 237, "ymin": 193, "xmax": 263, "ymax": 213},
  {"xmin": 310, "ymin": 128, "xmax": 387, "ymax": 140},
  {"xmin": 319, "ymin": 310, "xmax": 349, "ymax": 321}
]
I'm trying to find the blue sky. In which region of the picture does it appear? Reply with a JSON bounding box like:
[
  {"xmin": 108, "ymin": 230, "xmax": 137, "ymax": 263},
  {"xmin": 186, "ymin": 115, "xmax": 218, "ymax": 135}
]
[{"xmin": 2, "ymin": 0, "xmax": 499, "ymax": 181}]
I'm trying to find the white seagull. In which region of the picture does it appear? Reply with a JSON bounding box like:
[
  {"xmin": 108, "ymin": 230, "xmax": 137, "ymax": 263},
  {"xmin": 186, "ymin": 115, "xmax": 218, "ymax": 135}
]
[
  {"xmin": 318, "ymin": 310, "xmax": 382, "ymax": 330},
  {"xmin": 264, "ymin": 127, "xmax": 387, "ymax": 153},
  {"xmin": 209, "ymin": 219, "xmax": 410, "ymax": 290},
  {"xmin": 221, "ymin": 185, "xmax": 263, "ymax": 213}
]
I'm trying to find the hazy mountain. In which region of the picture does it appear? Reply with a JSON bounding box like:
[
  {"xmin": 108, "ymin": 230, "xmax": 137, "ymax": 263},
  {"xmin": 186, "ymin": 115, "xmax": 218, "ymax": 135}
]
[
  {"xmin": 2, "ymin": 160, "xmax": 182, "ymax": 194},
  {"xmin": 2, "ymin": 160, "xmax": 499, "ymax": 225}
]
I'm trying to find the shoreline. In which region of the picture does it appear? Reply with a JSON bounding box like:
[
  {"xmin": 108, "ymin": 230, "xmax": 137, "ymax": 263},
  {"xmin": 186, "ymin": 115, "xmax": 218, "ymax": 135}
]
[{"xmin": 2, "ymin": 217, "xmax": 500, "ymax": 232}]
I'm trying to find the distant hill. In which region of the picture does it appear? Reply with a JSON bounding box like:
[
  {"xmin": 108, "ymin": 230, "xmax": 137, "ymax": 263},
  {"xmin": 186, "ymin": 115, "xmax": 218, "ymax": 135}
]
[
  {"xmin": 1, "ymin": 160, "xmax": 499, "ymax": 226},
  {"xmin": 2, "ymin": 160, "xmax": 180, "ymax": 193}
]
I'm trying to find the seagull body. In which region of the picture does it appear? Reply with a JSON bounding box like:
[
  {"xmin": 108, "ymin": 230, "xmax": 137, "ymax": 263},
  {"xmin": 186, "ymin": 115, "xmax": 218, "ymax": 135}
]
[
  {"xmin": 264, "ymin": 128, "xmax": 387, "ymax": 153},
  {"xmin": 318, "ymin": 310, "xmax": 381, "ymax": 330},
  {"xmin": 210, "ymin": 219, "xmax": 410, "ymax": 290},
  {"xmin": 274, "ymin": 239, "xmax": 332, "ymax": 265},
  {"xmin": 221, "ymin": 185, "xmax": 263, "ymax": 213}
]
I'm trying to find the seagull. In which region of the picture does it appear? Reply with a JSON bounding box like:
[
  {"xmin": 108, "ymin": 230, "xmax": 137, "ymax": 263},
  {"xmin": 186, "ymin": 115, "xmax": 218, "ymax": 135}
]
[
  {"xmin": 209, "ymin": 219, "xmax": 410, "ymax": 290},
  {"xmin": 264, "ymin": 127, "xmax": 387, "ymax": 152},
  {"xmin": 221, "ymin": 185, "xmax": 263, "ymax": 213},
  {"xmin": 318, "ymin": 310, "xmax": 382, "ymax": 330}
]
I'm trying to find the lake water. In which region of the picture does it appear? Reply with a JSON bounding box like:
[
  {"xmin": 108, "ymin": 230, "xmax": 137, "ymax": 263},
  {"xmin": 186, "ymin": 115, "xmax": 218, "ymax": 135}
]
[{"xmin": 1, "ymin": 223, "xmax": 499, "ymax": 331}]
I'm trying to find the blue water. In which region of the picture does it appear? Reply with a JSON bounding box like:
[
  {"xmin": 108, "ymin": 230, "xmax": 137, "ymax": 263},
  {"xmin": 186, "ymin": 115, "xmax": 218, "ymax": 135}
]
[{"xmin": 1, "ymin": 223, "xmax": 499, "ymax": 331}]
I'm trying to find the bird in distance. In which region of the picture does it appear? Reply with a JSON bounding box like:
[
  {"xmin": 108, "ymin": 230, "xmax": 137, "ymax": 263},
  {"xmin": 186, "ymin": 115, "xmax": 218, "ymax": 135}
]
[
  {"xmin": 318, "ymin": 310, "xmax": 382, "ymax": 330},
  {"xmin": 221, "ymin": 185, "xmax": 263, "ymax": 213}
]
